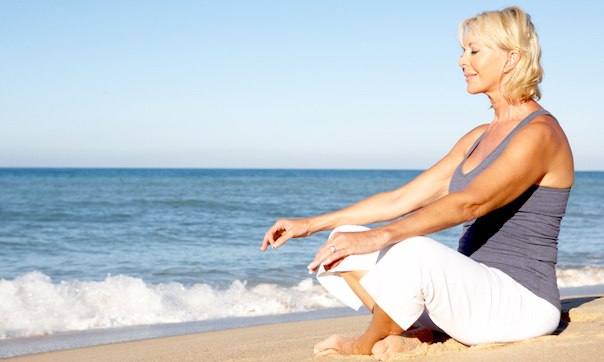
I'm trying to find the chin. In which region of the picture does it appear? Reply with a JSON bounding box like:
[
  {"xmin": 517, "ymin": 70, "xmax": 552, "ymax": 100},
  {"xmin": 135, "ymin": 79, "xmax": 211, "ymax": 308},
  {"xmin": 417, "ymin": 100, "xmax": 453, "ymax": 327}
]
[{"xmin": 466, "ymin": 87, "xmax": 482, "ymax": 95}]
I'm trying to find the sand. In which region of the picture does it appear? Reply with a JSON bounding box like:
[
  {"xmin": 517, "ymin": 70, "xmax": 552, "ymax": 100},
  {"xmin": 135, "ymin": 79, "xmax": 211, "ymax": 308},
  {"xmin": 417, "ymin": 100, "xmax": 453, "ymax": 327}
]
[{"xmin": 5, "ymin": 294, "xmax": 604, "ymax": 361}]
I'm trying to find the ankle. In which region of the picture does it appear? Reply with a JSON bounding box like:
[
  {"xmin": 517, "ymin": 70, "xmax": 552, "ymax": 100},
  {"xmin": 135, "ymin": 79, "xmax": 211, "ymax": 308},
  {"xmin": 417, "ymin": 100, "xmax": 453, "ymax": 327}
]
[{"xmin": 351, "ymin": 337, "xmax": 374, "ymax": 355}]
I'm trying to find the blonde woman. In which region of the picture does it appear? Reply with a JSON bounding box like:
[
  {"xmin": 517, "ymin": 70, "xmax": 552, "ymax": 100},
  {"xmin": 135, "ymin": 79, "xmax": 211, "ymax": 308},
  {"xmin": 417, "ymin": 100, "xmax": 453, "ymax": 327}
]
[{"xmin": 262, "ymin": 6, "xmax": 573, "ymax": 359}]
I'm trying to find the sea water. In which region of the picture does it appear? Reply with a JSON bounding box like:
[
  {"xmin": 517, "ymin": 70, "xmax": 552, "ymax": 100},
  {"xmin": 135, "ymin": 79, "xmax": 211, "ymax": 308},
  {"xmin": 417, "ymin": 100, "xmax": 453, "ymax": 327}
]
[{"xmin": 0, "ymin": 169, "xmax": 603, "ymax": 350}]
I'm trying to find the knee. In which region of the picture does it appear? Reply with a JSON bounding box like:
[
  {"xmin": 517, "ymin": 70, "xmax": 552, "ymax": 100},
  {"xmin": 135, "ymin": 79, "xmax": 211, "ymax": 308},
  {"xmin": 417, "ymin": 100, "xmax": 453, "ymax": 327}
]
[
  {"xmin": 329, "ymin": 225, "xmax": 371, "ymax": 239},
  {"xmin": 379, "ymin": 236, "xmax": 449, "ymax": 266},
  {"xmin": 389, "ymin": 236, "xmax": 440, "ymax": 255}
]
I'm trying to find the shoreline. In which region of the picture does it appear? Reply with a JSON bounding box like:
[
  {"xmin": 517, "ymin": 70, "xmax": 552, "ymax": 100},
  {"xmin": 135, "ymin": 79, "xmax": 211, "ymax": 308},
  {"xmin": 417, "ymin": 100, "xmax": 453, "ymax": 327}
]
[
  {"xmin": 4, "ymin": 293, "xmax": 604, "ymax": 361},
  {"xmin": 0, "ymin": 307, "xmax": 369, "ymax": 359},
  {"xmin": 2, "ymin": 287, "xmax": 604, "ymax": 361}
]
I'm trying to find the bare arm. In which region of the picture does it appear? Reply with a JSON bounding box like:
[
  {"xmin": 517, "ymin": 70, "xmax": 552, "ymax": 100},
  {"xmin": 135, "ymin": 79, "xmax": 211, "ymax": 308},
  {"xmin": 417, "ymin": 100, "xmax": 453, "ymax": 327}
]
[
  {"xmin": 261, "ymin": 126, "xmax": 486, "ymax": 251},
  {"xmin": 308, "ymin": 119, "xmax": 573, "ymax": 272}
]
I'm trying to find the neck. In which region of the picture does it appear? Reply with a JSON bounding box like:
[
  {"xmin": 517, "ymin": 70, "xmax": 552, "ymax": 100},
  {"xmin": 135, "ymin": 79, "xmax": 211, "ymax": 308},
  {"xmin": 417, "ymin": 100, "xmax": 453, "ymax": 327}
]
[{"xmin": 487, "ymin": 92, "xmax": 538, "ymax": 124}]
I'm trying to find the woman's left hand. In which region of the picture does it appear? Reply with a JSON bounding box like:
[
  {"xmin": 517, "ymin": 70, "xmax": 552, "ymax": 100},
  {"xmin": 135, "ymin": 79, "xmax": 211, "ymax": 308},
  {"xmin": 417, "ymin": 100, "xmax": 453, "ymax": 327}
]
[{"xmin": 307, "ymin": 229, "xmax": 386, "ymax": 273}]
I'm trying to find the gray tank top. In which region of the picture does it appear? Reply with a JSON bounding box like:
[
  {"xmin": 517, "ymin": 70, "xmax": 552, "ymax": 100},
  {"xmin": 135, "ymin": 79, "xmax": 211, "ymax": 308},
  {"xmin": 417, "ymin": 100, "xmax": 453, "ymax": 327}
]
[{"xmin": 449, "ymin": 109, "xmax": 570, "ymax": 311}]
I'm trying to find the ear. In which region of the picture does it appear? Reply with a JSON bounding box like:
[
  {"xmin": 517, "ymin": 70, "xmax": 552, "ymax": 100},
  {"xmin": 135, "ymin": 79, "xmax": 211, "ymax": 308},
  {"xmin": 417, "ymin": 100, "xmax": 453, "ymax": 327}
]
[{"xmin": 504, "ymin": 51, "xmax": 520, "ymax": 73}]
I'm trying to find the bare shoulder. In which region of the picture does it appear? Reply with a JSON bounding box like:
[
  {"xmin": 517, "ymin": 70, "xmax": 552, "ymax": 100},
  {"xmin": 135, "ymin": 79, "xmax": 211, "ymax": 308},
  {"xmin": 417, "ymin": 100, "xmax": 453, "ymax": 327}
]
[
  {"xmin": 514, "ymin": 114, "xmax": 569, "ymax": 149},
  {"xmin": 465, "ymin": 123, "xmax": 490, "ymax": 139},
  {"xmin": 451, "ymin": 124, "xmax": 489, "ymax": 156},
  {"xmin": 408, "ymin": 124, "xmax": 489, "ymax": 197},
  {"xmin": 508, "ymin": 114, "xmax": 574, "ymax": 188}
]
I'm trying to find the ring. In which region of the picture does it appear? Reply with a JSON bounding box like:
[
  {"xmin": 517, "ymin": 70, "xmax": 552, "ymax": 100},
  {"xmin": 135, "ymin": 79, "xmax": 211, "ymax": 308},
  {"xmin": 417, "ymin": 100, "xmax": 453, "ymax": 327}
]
[{"xmin": 330, "ymin": 246, "xmax": 337, "ymax": 253}]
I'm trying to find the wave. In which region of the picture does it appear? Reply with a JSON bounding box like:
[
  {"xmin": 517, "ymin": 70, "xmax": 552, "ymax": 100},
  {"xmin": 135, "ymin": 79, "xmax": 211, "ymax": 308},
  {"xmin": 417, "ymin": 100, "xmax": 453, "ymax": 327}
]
[
  {"xmin": 556, "ymin": 267, "xmax": 604, "ymax": 288},
  {"xmin": 0, "ymin": 272, "xmax": 343, "ymax": 339},
  {"xmin": 2, "ymin": 267, "xmax": 604, "ymax": 340}
]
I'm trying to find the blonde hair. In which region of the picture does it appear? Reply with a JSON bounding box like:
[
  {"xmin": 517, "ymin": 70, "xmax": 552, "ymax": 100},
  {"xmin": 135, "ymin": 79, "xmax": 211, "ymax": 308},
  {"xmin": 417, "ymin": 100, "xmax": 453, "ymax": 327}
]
[{"xmin": 458, "ymin": 6, "xmax": 543, "ymax": 102}]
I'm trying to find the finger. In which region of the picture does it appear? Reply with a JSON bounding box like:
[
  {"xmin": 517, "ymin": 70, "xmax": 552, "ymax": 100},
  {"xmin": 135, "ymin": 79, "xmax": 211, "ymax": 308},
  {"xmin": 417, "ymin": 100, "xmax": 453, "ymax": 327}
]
[
  {"xmin": 261, "ymin": 229, "xmax": 276, "ymax": 251},
  {"xmin": 324, "ymin": 257, "xmax": 344, "ymax": 271},
  {"xmin": 318, "ymin": 251, "xmax": 342, "ymax": 272},
  {"xmin": 307, "ymin": 244, "xmax": 343, "ymax": 273},
  {"xmin": 272, "ymin": 229, "xmax": 292, "ymax": 249},
  {"xmin": 260, "ymin": 223, "xmax": 282, "ymax": 251},
  {"xmin": 313, "ymin": 243, "xmax": 337, "ymax": 271},
  {"xmin": 307, "ymin": 245, "xmax": 330, "ymax": 272},
  {"xmin": 260, "ymin": 232, "xmax": 271, "ymax": 251}
]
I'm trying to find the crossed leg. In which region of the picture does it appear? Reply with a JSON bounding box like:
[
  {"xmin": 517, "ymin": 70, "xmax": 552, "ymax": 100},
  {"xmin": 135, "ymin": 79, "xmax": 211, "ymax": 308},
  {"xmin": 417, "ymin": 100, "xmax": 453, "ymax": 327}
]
[{"xmin": 314, "ymin": 270, "xmax": 433, "ymax": 359}]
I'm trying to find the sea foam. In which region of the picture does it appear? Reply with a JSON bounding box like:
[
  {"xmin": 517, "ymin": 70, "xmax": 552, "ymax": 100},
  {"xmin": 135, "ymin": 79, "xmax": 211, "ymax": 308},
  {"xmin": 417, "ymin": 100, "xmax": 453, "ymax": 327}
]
[
  {"xmin": 2, "ymin": 267, "xmax": 604, "ymax": 339},
  {"xmin": 0, "ymin": 272, "xmax": 343, "ymax": 339},
  {"xmin": 556, "ymin": 267, "xmax": 604, "ymax": 288}
]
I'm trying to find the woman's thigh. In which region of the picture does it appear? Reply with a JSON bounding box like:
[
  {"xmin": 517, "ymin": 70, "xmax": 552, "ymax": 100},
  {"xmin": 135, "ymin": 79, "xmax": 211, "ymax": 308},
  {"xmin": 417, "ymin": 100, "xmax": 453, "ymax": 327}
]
[{"xmin": 361, "ymin": 236, "xmax": 560, "ymax": 345}]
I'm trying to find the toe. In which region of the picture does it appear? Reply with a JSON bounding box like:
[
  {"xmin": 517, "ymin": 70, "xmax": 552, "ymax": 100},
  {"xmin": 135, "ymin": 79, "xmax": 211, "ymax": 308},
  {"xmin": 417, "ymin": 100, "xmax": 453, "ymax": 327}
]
[
  {"xmin": 371, "ymin": 339, "xmax": 387, "ymax": 359},
  {"xmin": 314, "ymin": 334, "xmax": 340, "ymax": 357},
  {"xmin": 314, "ymin": 348, "xmax": 338, "ymax": 357}
]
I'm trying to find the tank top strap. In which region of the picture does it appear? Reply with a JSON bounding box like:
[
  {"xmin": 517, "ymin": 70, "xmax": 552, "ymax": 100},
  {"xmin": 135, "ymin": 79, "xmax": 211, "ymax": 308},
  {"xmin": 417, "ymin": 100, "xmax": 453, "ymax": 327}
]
[
  {"xmin": 513, "ymin": 109, "xmax": 551, "ymax": 133},
  {"xmin": 452, "ymin": 109, "xmax": 552, "ymax": 183},
  {"xmin": 493, "ymin": 109, "xmax": 551, "ymax": 156}
]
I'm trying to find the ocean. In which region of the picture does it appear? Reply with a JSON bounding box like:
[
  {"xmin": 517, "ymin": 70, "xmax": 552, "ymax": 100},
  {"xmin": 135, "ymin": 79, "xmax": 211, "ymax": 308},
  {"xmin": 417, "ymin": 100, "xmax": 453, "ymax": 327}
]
[{"xmin": 1, "ymin": 168, "xmax": 603, "ymax": 357}]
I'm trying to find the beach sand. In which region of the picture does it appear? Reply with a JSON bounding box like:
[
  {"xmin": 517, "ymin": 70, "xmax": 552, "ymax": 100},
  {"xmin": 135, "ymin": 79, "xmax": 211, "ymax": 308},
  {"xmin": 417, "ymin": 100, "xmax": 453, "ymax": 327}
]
[{"xmin": 5, "ymin": 294, "xmax": 604, "ymax": 362}]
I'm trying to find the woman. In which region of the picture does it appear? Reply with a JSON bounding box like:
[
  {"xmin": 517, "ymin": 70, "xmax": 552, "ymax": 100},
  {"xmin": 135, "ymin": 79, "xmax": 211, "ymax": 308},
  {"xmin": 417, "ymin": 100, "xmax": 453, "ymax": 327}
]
[{"xmin": 261, "ymin": 6, "xmax": 573, "ymax": 359}]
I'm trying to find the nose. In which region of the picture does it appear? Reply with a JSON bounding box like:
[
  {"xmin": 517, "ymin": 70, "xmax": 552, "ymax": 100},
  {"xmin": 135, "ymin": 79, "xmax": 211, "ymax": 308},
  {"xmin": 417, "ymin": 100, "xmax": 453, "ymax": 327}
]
[{"xmin": 459, "ymin": 51, "xmax": 467, "ymax": 68}]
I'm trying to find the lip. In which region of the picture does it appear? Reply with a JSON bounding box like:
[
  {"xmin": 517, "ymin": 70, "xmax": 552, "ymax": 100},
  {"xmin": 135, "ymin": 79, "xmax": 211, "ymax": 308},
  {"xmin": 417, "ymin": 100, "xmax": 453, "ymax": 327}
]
[{"xmin": 464, "ymin": 73, "xmax": 476, "ymax": 82}]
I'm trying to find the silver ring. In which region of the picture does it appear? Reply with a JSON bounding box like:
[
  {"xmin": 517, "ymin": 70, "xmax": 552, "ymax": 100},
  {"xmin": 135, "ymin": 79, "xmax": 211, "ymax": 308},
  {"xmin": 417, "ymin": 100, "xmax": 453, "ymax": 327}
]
[{"xmin": 330, "ymin": 246, "xmax": 337, "ymax": 253}]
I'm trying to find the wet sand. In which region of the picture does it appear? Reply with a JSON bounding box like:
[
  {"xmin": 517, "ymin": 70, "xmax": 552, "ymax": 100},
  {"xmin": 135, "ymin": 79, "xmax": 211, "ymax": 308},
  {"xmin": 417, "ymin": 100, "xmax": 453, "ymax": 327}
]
[{"xmin": 5, "ymin": 294, "xmax": 604, "ymax": 361}]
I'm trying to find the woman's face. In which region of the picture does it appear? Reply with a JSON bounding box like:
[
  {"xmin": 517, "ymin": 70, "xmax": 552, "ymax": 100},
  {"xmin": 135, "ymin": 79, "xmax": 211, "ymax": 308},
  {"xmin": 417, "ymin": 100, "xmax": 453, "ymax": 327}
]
[{"xmin": 459, "ymin": 30, "xmax": 509, "ymax": 96}]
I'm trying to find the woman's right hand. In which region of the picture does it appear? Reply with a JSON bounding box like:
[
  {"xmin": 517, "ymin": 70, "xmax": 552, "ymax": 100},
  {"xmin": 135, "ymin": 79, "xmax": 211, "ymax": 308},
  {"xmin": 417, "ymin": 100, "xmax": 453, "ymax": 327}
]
[{"xmin": 261, "ymin": 219, "xmax": 313, "ymax": 251}]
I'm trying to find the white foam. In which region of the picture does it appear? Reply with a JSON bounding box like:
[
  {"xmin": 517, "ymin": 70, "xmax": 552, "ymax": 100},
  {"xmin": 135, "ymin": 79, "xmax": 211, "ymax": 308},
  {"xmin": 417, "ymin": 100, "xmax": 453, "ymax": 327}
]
[
  {"xmin": 556, "ymin": 267, "xmax": 604, "ymax": 288},
  {"xmin": 2, "ymin": 267, "xmax": 603, "ymax": 339},
  {"xmin": 0, "ymin": 272, "xmax": 344, "ymax": 339}
]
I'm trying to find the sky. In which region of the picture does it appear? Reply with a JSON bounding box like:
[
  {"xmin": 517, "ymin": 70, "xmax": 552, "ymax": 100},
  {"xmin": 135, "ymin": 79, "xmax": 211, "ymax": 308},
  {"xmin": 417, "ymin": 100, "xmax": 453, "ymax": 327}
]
[{"xmin": 1, "ymin": 0, "xmax": 602, "ymax": 170}]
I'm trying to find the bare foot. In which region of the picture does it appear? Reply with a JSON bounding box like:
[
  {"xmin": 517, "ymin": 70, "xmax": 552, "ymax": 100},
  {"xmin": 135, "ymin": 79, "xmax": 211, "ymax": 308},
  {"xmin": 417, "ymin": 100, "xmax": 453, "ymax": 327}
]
[
  {"xmin": 314, "ymin": 334, "xmax": 359, "ymax": 357},
  {"xmin": 372, "ymin": 327, "xmax": 433, "ymax": 361}
]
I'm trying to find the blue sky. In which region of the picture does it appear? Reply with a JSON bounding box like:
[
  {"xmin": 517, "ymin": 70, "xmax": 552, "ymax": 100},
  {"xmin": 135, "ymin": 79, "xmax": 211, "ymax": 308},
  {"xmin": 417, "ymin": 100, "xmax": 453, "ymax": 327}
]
[{"xmin": 1, "ymin": 1, "xmax": 602, "ymax": 170}]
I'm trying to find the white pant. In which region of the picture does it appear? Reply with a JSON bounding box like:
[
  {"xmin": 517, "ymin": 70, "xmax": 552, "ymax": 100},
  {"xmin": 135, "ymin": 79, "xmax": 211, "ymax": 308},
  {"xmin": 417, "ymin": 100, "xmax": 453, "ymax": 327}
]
[{"xmin": 317, "ymin": 225, "xmax": 560, "ymax": 346}]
